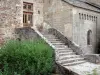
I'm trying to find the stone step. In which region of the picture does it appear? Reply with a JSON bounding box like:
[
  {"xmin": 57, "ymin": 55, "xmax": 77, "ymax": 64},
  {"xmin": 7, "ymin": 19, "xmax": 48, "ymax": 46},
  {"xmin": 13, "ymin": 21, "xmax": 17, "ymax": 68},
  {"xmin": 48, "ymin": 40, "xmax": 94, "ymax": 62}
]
[
  {"xmin": 42, "ymin": 33, "xmax": 86, "ymax": 68},
  {"xmin": 62, "ymin": 60, "xmax": 86, "ymax": 66},
  {"xmin": 48, "ymin": 38, "xmax": 60, "ymax": 41},
  {"xmin": 59, "ymin": 58, "xmax": 84, "ymax": 64},
  {"xmin": 41, "ymin": 32, "xmax": 50, "ymax": 35},
  {"xmin": 50, "ymin": 40, "xmax": 64, "ymax": 44},
  {"xmin": 59, "ymin": 55, "xmax": 82, "ymax": 60},
  {"xmin": 50, "ymin": 41, "xmax": 63, "ymax": 43},
  {"xmin": 59, "ymin": 50, "xmax": 74, "ymax": 53},
  {"xmin": 51, "ymin": 42, "xmax": 65, "ymax": 45},
  {"xmin": 59, "ymin": 52, "xmax": 75, "ymax": 56},
  {"xmin": 54, "ymin": 45, "xmax": 68, "ymax": 48},
  {"xmin": 43, "ymin": 35, "xmax": 56, "ymax": 38},
  {"xmin": 56, "ymin": 48, "xmax": 72, "ymax": 50},
  {"xmin": 43, "ymin": 34, "xmax": 54, "ymax": 36},
  {"xmin": 57, "ymin": 50, "xmax": 73, "ymax": 53},
  {"xmin": 55, "ymin": 47, "xmax": 71, "ymax": 50}
]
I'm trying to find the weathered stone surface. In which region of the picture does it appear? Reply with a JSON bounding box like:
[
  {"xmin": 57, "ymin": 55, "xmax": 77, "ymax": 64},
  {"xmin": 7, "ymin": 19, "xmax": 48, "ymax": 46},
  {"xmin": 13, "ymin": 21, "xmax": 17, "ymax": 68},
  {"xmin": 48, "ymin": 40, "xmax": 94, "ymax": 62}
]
[
  {"xmin": 0, "ymin": 0, "xmax": 100, "ymax": 54},
  {"xmin": 0, "ymin": 0, "xmax": 22, "ymax": 27},
  {"xmin": 0, "ymin": 0, "xmax": 44, "ymax": 41},
  {"xmin": 84, "ymin": 54, "xmax": 100, "ymax": 64},
  {"xmin": 0, "ymin": 0, "xmax": 23, "ymax": 41},
  {"xmin": 87, "ymin": 0, "xmax": 100, "ymax": 5},
  {"xmin": 15, "ymin": 27, "xmax": 39, "ymax": 40},
  {"xmin": 43, "ymin": 0, "xmax": 100, "ymax": 54},
  {"xmin": 43, "ymin": 0, "xmax": 73, "ymax": 39}
]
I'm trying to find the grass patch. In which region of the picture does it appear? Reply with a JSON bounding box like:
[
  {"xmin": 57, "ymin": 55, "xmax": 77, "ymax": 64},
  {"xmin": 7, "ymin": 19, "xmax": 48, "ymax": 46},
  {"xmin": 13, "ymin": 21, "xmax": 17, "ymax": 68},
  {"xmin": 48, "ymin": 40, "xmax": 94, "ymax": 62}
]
[{"xmin": 0, "ymin": 39, "xmax": 54, "ymax": 75}]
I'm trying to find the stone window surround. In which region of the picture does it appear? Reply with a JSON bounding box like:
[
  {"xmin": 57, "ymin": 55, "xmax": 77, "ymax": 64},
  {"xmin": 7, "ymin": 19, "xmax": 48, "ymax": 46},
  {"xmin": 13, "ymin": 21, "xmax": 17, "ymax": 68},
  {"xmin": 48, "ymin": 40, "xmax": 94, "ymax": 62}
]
[{"xmin": 79, "ymin": 13, "xmax": 97, "ymax": 22}]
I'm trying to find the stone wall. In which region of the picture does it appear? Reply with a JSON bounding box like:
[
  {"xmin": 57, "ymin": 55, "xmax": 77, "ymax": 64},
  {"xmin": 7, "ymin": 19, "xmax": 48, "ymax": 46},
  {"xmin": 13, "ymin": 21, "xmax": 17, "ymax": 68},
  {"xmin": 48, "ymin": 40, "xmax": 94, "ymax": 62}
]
[
  {"xmin": 0, "ymin": 0, "xmax": 23, "ymax": 42},
  {"xmin": 72, "ymin": 7, "xmax": 100, "ymax": 54},
  {"xmin": 0, "ymin": 0, "xmax": 23, "ymax": 27},
  {"xmin": 62, "ymin": 2, "xmax": 73, "ymax": 40},
  {"xmin": 0, "ymin": 0, "xmax": 44, "ymax": 43},
  {"xmin": 43, "ymin": 0, "xmax": 73, "ymax": 40}
]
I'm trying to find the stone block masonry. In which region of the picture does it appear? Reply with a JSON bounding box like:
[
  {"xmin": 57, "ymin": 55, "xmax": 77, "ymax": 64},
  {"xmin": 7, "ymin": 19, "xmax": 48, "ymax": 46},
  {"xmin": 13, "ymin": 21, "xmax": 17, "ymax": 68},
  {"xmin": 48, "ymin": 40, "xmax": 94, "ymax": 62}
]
[{"xmin": 0, "ymin": 0, "xmax": 23, "ymax": 41}]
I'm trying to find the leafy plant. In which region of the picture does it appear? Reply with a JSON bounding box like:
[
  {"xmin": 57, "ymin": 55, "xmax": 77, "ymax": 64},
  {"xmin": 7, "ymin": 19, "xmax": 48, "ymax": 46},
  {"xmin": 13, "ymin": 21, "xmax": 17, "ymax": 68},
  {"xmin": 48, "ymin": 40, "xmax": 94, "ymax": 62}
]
[
  {"xmin": 0, "ymin": 39, "xmax": 54, "ymax": 75},
  {"xmin": 88, "ymin": 69, "xmax": 98, "ymax": 75}
]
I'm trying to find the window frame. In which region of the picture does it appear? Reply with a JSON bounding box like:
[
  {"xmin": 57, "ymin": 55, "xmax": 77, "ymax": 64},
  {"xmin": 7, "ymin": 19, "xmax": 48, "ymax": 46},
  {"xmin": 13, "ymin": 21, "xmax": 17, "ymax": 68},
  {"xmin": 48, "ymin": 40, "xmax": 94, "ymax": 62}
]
[{"xmin": 23, "ymin": 2, "xmax": 33, "ymax": 11}]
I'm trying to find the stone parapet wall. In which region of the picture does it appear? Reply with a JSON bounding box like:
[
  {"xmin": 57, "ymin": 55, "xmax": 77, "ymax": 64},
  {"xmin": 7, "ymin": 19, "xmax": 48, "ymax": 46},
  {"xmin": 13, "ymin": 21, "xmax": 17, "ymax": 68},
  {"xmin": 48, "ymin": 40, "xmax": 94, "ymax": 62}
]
[
  {"xmin": 15, "ymin": 27, "xmax": 39, "ymax": 41},
  {"xmin": 84, "ymin": 54, "xmax": 100, "ymax": 64}
]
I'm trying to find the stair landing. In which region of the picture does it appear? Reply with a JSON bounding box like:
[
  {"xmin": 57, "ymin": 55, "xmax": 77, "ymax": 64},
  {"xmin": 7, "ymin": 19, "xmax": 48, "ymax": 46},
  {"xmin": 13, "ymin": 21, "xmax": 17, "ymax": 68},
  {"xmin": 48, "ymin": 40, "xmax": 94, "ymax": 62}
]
[{"xmin": 65, "ymin": 62, "xmax": 100, "ymax": 75}]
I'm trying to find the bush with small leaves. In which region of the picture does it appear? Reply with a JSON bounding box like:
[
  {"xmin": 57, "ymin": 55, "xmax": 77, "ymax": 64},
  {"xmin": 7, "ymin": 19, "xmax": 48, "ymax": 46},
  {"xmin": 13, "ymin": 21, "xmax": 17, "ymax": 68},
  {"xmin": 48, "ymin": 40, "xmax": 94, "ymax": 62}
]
[{"xmin": 0, "ymin": 39, "xmax": 54, "ymax": 75}]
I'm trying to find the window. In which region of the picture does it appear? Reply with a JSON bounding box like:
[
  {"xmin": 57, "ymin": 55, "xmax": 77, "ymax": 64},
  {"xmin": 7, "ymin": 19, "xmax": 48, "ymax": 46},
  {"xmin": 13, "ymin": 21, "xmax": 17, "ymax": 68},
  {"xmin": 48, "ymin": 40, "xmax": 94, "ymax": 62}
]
[
  {"xmin": 92, "ymin": 16, "xmax": 93, "ymax": 21},
  {"xmin": 87, "ymin": 15, "xmax": 88, "ymax": 20},
  {"xmin": 96, "ymin": 17, "xmax": 97, "ymax": 22},
  {"xmin": 28, "ymin": 14, "xmax": 33, "ymax": 24},
  {"xmin": 25, "ymin": 14, "xmax": 27, "ymax": 23},
  {"xmin": 94, "ymin": 16, "xmax": 95, "ymax": 21},
  {"xmin": 90, "ymin": 15, "xmax": 91, "ymax": 20},
  {"xmin": 23, "ymin": 3, "xmax": 27, "ymax": 9},
  {"xmin": 84, "ymin": 14, "xmax": 86, "ymax": 20},
  {"xmin": 89, "ymin": 15, "xmax": 91, "ymax": 20},
  {"xmin": 87, "ymin": 30, "xmax": 92, "ymax": 45},
  {"xmin": 38, "ymin": 10, "xmax": 40, "ymax": 14},
  {"xmin": 23, "ymin": 14, "xmax": 24, "ymax": 23},
  {"xmin": 79, "ymin": 13, "xmax": 81, "ymax": 19},
  {"xmin": 23, "ymin": 2, "xmax": 33, "ymax": 11},
  {"xmin": 82, "ymin": 14, "xmax": 83, "ymax": 19},
  {"xmin": 79, "ymin": 13, "xmax": 97, "ymax": 22},
  {"xmin": 23, "ymin": 12, "xmax": 33, "ymax": 26},
  {"xmin": 23, "ymin": 14, "xmax": 27, "ymax": 23},
  {"xmin": 23, "ymin": 2, "xmax": 33, "ymax": 27},
  {"xmin": 28, "ymin": 4, "xmax": 32, "ymax": 10}
]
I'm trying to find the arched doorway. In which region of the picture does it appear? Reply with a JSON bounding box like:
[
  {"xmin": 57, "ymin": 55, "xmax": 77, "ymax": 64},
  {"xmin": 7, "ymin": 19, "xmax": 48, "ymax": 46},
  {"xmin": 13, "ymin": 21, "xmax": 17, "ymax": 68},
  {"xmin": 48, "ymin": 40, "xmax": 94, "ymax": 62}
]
[{"xmin": 87, "ymin": 30, "xmax": 92, "ymax": 45}]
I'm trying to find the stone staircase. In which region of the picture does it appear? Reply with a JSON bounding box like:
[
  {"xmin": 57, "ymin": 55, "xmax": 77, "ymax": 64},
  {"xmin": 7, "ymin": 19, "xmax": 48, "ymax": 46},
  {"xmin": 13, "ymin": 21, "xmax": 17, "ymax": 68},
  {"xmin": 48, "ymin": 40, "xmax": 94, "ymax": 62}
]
[
  {"xmin": 34, "ymin": 29, "xmax": 100, "ymax": 75},
  {"xmin": 43, "ymin": 33, "xmax": 86, "ymax": 66}
]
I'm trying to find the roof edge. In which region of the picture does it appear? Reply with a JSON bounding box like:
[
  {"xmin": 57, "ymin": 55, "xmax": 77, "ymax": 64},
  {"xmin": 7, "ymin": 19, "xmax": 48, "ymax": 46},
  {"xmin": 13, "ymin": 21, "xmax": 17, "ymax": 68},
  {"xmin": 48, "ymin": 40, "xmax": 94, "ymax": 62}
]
[{"xmin": 62, "ymin": 0, "xmax": 100, "ymax": 13}]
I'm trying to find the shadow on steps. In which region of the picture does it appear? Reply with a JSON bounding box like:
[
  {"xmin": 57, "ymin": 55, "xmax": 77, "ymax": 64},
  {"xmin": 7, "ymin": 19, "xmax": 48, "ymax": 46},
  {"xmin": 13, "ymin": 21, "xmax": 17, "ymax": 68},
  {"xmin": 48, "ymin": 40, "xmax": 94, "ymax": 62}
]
[{"xmin": 15, "ymin": 27, "xmax": 39, "ymax": 40}]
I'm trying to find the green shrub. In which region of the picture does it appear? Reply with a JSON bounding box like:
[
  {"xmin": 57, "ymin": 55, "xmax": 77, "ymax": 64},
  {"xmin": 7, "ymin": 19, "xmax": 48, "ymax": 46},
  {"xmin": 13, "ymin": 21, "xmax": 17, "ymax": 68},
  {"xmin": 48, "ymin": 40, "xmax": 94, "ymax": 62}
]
[
  {"xmin": 87, "ymin": 69, "xmax": 98, "ymax": 75},
  {"xmin": 0, "ymin": 39, "xmax": 54, "ymax": 75}
]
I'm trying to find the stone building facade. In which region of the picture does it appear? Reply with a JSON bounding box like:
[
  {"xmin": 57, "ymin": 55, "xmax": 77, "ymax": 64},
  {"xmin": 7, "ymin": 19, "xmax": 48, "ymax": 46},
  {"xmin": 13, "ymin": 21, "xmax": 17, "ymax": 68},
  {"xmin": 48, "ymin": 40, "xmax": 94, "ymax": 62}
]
[
  {"xmin": 0, "ymin": 0, "xmax": 100, "ymax": 54},
  {"xmin": 43, "ymin": 0, "xmax": 100, "ymax": 54},
  {"xmin": 0, "ymin": 0, "xmax": 43, "ymax": 41}
]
